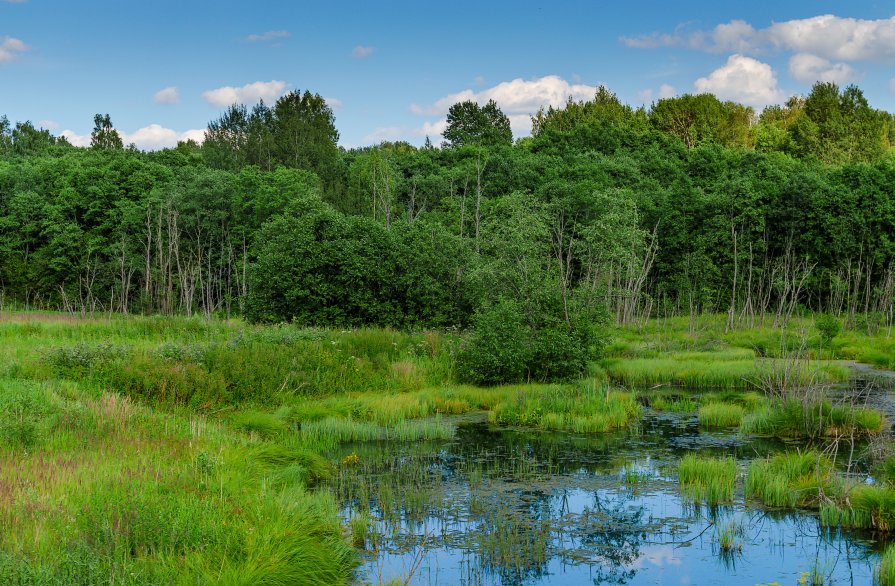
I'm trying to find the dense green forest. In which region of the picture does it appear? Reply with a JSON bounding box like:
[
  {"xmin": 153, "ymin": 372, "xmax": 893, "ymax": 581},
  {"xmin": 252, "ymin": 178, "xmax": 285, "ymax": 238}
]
[{"xmin": 2, "ymin": 82, "xmax": 895, "ymax": 380}]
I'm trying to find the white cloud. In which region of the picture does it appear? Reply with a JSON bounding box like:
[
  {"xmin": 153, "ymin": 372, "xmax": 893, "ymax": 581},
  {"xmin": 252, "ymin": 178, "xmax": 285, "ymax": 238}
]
[
  {"xmin": 154, "ymin": 86, "xmax": 180, "ymax": 105},
  {"xmin": 765, "ymin": 15, "xmax": 895, "ymax": 62},
  {"xmin": 658, "ymin": 83, "xmax": 676, "ymax": 99},
  {"xmin": 890, "ymin": 77, "xmax": 895, "ymax": 94},
  {"xmin": 413, "ymin": 75, "xmax": 598, "ymax": 118},
  {"xmin": 352, "ymin": 46, "xmax": 374, "ymax": 59},
  {"xmin": 61, "ymin": 125, "xmax": 205, "ymax": 150},
  {"xmin": 0, "ymin": 36, "xmax": 27, "ymax": 63},
  {"xmin": 710, "ymin": 20, "xmax": 759, "ymax": 53},
  {"xmin": 323, "ymin": 96, "xmax": 343, "ymax": 109},
  {"xmin": 203, "ymin": 80, "xmax": 287, "ymax": 107},
  {"xmin": 625, "ymin": 15, "xmax": 895, "ymax": 63},
  {"xmin": 404, "ymin": 75, "xmax": 602, "ymax": 142},
  {"xmin": 38, "ymin": 119, "xmax": 57, "ymax": 130},
  {"xmin": 246, "ymin": 30, "xmax": 289, "ymax": 43},
  {"xmin": 788, "ymin": 53, "xmax": 857, "ymax": 84},
  {"xmin": 122, "ymin": 125, "xmax": 205, "ymax": 150},
  {"xmin": 637, "ymin": 84, "xmax": 677, "ymax": 104},
  {"xmin": 363, "ymin": 126, "xmax": 403, "ymax": 143},
  {"xmin": 59, "ymin": 130, "xmax": 90, "ymax": 147},
  {"xmin": 695, "ymin": 54, "xmax": 784, "ymax": 106}
]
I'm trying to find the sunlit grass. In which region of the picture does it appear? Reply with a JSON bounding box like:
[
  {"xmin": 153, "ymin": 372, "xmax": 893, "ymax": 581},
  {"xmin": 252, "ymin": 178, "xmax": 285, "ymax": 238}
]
[{"xmin": 678, "ymin": 455, "xmax": 736, "ymax": 505}]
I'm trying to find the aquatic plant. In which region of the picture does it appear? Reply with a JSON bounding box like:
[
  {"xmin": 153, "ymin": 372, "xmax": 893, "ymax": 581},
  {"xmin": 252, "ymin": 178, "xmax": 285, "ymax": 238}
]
[
  {"xmin": 746, "ymin": 451, "xmax": 839, "ymax": 508},
  {"xmin": 679, "ymin": 455, "xmax": 736, "ymax": 505},
  {"xmin": 698, "ymin": 402, "xmax": 745, "ymax": 428}
]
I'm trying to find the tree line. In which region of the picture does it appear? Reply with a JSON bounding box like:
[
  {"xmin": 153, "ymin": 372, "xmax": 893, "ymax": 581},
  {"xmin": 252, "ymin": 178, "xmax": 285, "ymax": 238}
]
[{"xmin": 1, "ymin": 82, "xmax": 895, "ymax": 380}]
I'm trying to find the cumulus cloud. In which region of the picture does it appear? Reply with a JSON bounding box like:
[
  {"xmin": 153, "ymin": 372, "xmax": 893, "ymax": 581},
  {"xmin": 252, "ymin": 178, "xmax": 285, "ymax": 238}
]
[
  {"xmin": 405, "ymin": 75, "xmax": 603, "ymax": 140},
  {"xmin": 38, "ymin": 119, "xmax": 57, "ymax": 130},
  {"xmin": 352, "ymin": 45, "xmax": 374, "ymax": 59},
  {"xmin": 623, "ymin": 15, "xmax": 895, "ymax": 63},
  {"xmin": 59, "ymin": 130, "xmax": 91, "ymax": 148},
  {"xmin": 363, "ymin": 118, "xmax": 450, "ymax": 146},
  {"xmin": 637, "ymin": 84, "xmax": 677, "ymax": 104},
  {"xmin": 413, "ymin": 75, "xmax": 597, "ymax": 117},
  {"xmin": 323, "ymin": 96, "xmax": 343, "ymax": 109},
  {"xmin": 695, "ymin": 54, "xmax": 784, "ymax": 106},
  {"xmin": 0, "ymin": 36, "xmax": 27, "ymax": 63},
  {"xmin": 122, "ymin": 125, "xmax": 205, "ymax": 150},
  {"xmin": 789, "ymin": 53, "xmax": 857, "ymax": 84},
  {"xmin": 246, "ymin": 30, "xmax": 289, "ymax": 42},
  {"xmin": 61, "ymin": 125, "xmax": 205, "ymax": 150},
  {"xmin": 203, "ymin": 80, "xmax": 287, "ymax": 107},
  {"xmin": 658, "ymin": 84, "xmax": 676, "ymax": 99},
  {"xmin": 154, "ymin": 86, "xmax": 180, "ymax": 105}
]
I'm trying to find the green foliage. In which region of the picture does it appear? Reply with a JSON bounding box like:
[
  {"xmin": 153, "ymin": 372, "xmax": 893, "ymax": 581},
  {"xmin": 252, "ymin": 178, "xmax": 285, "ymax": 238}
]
[
  {"xmin": 746, "ymin": 451, "xmax": 839, "ymax": 508},
  {"xmin": 814, "ymin": 313, "xmax": 841, "ymax": 346},
  {"xmin": 443, "ymin": 100, "xmax": 512, "ymax": 148},
  {"xmin": 488, "ymin": 383, "xmax": 640, "ymax": 433},
  {"xmin": 458, "ymin": 300, "xmax": 531, "ymax": 385},
  {"xmin": 741, "ymin": 400, "xmax": 885, "ymax": 439},
  {"xmin": 879, "ymin": 545, "xmax": 895, "ymax": 586},
  {"xmin": 678, "ymin": 455, "xmax": 736, "ymax": 505},
  {"xmin": 698, "ymin": 402, "xmax": 745, "ymax": 428}
]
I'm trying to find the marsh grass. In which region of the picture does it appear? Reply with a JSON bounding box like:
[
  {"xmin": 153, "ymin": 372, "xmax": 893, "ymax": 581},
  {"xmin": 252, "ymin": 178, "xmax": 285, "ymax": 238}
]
[
  {"xmin": 489, "ymin": 382, "xmax": 641, "ymax": 433},
  {"xmin": 746, "ymin": 451, "xmax": 839, "ymax": 508},
  {"xmin": 698, "ymin": 402, "xmax": 746, "ymax": 428},
  {"xmin": 879, "ymin": 545, "xmax": 895, "ymax": 585},
  {"xmin": 716, "ymin": 517, "xmax": 745, "ymax": 554},
  {"xmin": 678, "ymin": 455, "xmax": 736, "ymax": 505},
  {"xmin": 741, "ymin": 400, "xmax": 885, "ymax": 439},
  {"xmin": 820, "ymin": 484, "xmax": 895, "ymax": 532}
]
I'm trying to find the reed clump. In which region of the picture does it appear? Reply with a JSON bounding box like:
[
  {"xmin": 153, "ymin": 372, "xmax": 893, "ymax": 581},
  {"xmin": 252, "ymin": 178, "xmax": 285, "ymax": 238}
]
[{"xmin": 678, "ymin": 454, "xmax": 736, "ymax": 505}]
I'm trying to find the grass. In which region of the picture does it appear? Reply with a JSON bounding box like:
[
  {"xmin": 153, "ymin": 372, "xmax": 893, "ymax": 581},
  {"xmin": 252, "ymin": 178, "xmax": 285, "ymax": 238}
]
[
  {"xmin": 678, "ymin": 455, "xmax": 737, "ymax": 505},
  {"xmin": 879, "ymin": 545, "xmax": 895, "ymax": 586},
  {"xmin": 698, "ymin": 402, "xmax": 746, "ymax": 428},
  {"xmin": 488, "ymin": 382, "xmax": 641, "ymax": 434},
  {"xmin": 716, "ymin": 517, "xmax": 745, "ymax": 553},
  {"xmin": 0, "ymin": 310, "xmax": 889, "ymax": 583},
  {"xmin": 820, "ymin": 484, "xmax": 895, "ymax": 532},
  {"xmin": 745, "ymin": 451, "xmax": 839, "ymax": 508},
  {"xmin": 741, "ymin": 400, "xmax": 886, "ymax": 439}
]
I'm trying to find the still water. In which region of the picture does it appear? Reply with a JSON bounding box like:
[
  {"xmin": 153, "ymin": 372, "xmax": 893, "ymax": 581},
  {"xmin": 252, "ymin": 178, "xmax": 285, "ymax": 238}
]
[{"xmin": 332, "ymin": 409, "xmax": 885, "ymax": 585}]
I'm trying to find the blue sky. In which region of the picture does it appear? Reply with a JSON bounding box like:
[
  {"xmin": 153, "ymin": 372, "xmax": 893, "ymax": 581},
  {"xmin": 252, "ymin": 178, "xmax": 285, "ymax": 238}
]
[{"xmin": 2, "ymin": 0, "xmax": 894, "ymax": 149}]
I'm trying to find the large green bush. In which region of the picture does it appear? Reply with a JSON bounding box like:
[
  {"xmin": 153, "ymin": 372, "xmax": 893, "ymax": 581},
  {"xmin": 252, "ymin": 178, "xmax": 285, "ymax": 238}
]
[{"xmin": 458, "ymin": 300, "xmax": 593, "ymax": 385}]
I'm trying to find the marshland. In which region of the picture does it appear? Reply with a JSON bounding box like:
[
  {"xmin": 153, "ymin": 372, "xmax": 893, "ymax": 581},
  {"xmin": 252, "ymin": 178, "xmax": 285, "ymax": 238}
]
[
  {"xmin": 1, "ymin": 310, "xmax": 895, "ymax": 585},
  {"xmin": 5, "ymin": 63, "xmax": 895, "ymax": 584}
]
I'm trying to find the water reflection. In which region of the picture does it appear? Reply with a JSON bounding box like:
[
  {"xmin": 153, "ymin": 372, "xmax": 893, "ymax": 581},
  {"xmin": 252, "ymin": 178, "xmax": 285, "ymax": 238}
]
[{"xmin": 331, "ymin": 413, "xmax": 883, "ymax": 585}]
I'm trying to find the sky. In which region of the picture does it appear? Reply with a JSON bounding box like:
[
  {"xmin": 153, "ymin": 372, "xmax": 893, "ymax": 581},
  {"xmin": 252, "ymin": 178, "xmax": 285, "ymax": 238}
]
[{"xmin": 2, "ymin": 0, "xmax": 895, "ymax": 150}]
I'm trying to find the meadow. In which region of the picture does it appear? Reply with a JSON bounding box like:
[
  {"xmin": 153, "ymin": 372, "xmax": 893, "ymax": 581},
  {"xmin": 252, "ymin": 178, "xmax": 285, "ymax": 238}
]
[{"xmin": 1, "ymin": 311, "xmax": 894, "ymax": 584}]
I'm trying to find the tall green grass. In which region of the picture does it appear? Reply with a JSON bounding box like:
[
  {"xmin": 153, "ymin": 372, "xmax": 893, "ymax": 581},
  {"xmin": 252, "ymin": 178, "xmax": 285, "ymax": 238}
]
[
  {"xmin": 879, "ymin": 545, "xmax": 895, "ymax": 586},
  {"xmin": 489, "ymin": 382, "xmax": 641, "ymax": 434},
  {"xmin": 678, "ymin": 455, "xmax": 736, "ymax": 505},
  {"xmin": 741, "ymin": 400, "xmax": 885, "ymax": 439},
  {"xmin": 698, "ymin": 403, "xmax": 746, "ymax": 428},
  {"xmin": 745, "ymin": 451, "xmax": 839, "ymax": 508}
]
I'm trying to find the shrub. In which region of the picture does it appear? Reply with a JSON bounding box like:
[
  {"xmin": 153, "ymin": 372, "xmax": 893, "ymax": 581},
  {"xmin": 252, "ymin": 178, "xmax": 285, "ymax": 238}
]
[
  {"xmin": 458, "ymin": 300, "xmax": 593, "ymax": 385},
  {"xmin": 458, "ymin": 300, "xmax": 531, "ymax": 385},
  {"xmin": 814, "ymin": 313, "xmax": 841, "ymax": 347}
]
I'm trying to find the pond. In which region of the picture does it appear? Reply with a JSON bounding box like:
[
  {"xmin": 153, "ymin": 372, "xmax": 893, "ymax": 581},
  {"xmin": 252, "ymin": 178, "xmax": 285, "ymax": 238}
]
[{"xmin": 331, "ymin": 406, "xmax": 888, "ymax": 585}]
